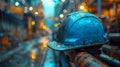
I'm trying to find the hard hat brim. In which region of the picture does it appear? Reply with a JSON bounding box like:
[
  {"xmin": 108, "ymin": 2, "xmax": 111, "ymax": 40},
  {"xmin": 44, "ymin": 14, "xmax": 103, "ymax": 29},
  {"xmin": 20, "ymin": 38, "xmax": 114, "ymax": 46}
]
[{"xmin": 47, "ymin": 41, "xmax": 108, "ymax": 51}]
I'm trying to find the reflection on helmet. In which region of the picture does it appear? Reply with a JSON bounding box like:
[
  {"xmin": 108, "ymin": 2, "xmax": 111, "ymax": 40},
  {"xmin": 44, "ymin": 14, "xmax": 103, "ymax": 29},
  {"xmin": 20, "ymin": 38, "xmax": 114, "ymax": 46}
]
[{"xmin": 48, "ymin": 11, "xmax": 107, "ymax": 51}]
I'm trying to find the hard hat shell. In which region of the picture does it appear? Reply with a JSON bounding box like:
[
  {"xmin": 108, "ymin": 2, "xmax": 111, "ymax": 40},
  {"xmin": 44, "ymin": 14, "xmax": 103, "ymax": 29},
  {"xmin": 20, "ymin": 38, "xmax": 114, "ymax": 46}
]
[{"xmin": 48, "ymin": 11, "xmax": 107, "ymax": 51}]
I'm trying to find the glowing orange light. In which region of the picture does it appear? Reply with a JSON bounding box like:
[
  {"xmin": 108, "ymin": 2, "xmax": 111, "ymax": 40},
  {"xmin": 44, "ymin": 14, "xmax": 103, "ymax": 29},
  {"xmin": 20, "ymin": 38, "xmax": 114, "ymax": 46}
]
[
  {"xmin": 54, "ymin": 23, "xmax": 60, "ymax": 28},
  {"xmin": 32, "ymin": 21, "xmax": 35, "ymax": 26},
  {"xmin": 59, "ymin": 14, "xmax": 64, "ymax": 18},
  {"xmin": 40, "ymin": 36, "xmax": 49, "ymax": 45},
  {"xmin": 35, "ymin": 12, "xmax": 38, "ymax": 15},
  {"xmin": 43, "ymin": 43, "xmax": 47, "ymax": 48},
  {"xmin": 78, "ymin": 2, "xmax": 88, "ymax": 12},
  {"xmin": 43, "ymin": 25, "xmax": 47, "ymax": 30},
  {"xmin": 80, "ymin": 5, "xmax": 84, "ymax": 10},
  {"xmin": 29, "ymin": 7, "xmax": 33, "ymax": 11},
  {"xmin": 30, "ymin": 52, "xmax": 37, "ymax": 60}
]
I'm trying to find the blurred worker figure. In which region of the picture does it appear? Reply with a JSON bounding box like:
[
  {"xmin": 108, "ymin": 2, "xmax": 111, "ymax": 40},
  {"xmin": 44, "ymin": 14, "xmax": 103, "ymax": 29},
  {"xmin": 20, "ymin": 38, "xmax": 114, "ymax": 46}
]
[{"xmin": 48, "ymin": 11, "xmax": 108, "ymax": 67}]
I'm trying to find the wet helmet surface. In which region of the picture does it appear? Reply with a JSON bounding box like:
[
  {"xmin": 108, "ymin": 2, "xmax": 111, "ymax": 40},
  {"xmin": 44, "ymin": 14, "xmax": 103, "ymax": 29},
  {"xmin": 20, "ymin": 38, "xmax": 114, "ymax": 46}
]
[{"xmin": 48, "ymin": 11, "xmax": 107, "ymax": 51}]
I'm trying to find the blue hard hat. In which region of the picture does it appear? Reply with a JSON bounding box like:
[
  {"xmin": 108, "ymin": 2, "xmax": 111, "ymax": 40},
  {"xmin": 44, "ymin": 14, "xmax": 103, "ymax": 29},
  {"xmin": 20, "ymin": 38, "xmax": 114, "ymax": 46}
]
[{"xmin": 48, "ymin": 11, "xmax": 107, "ymax": 51}]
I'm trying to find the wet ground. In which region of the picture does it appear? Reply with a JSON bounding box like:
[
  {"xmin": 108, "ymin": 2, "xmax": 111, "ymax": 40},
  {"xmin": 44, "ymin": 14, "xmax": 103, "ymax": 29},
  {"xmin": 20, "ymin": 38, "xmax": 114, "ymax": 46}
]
[{"xmin": 0, "ymin": 36, "xmax": 57, "ymax": 67}]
